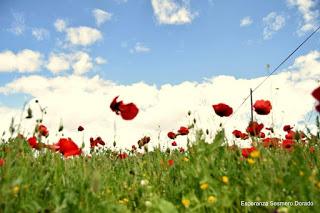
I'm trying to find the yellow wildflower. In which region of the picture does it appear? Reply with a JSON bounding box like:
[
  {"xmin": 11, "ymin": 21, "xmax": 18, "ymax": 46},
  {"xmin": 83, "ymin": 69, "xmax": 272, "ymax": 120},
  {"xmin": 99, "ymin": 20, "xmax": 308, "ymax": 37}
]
[
  {"xmin": 183, "ymin": 157, "xmax": 189, "ymax": 162},
  {"xmin": 200, "ymin": 182, "xmax": 209, "ymax": 190},
  {"xmin": 250, "ymin": 150, "xmax": 260, "ymax": 158},
  {"xmin": 299, "ymin": 171, "xmax": 304, "ymax": 176},
  {"xmin": 119, "ymin": 198, "xmax": 129, "ymax": 205},
  {"xmin": 222, "ymin": 176, "xmax": 229, "ymax": 184},
  {"xmin": 247, "ymin": 158, "xmax": 255, "ymax": 165},
  {"xmin": 181, "ymin": 198, "xmax": 190, "ymax": 208},
  {"xmin": 207, "ymin": 195, "xmax": 217, "ymax": 204},
  {"xmin": 12, "ymin": 185, "xmax": 20, "ymax": 195}
]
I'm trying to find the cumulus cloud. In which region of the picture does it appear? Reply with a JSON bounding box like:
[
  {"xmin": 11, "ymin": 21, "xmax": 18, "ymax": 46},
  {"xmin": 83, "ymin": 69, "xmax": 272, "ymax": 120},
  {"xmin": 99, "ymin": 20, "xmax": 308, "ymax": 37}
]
[
  {"xmin": 151, "ymin": 0, "xmax": 197, "ymax": 25},
  {"xmin": 263, "ymin": 12, "xmax": 286, "ymax": 40},
  {"xmin": 287, "ymin": 0, "xmax": 319, "ymax": 34},
  {"xmin": 95, "ymin": 57, "xmax": 108, "ymax": 65},
  {"xmin": 32, "ymin": 28, "xmax": 50, "ymax": 41},
  {"xmin": 72, "ymin": 52, "xmax": 93, "ymax": 75},
  {"xmin": 46, "ymin": 53, "xmax": 70, "ymax": 74},
  {"xmin": 130, "ymin": 42, "xmax": 151, "ymax": 53},
  {"xmin": 240, "ymin": 16, "xmax": 253, "ymax": 27},
  {"xmin": 0, "ymin": 49, "xmax": 43, "ymax": 73},
  {"xmin": 0, "ymin": 51, "xmax": 319, "ymax": 151},
  {"xmin": 54, "ymin": 19, "xmax": 67, "ymax": 32},
  {"xmin": 92, "ymin": 9, "xmax": 112, "ymax": 26},
  {"xmin": 9, "ymin": 12, "xmax": 26, "ymax": 35},
  {"xmin": 66, "ymin": 26, "xmax": 102, "ymax": 46}
]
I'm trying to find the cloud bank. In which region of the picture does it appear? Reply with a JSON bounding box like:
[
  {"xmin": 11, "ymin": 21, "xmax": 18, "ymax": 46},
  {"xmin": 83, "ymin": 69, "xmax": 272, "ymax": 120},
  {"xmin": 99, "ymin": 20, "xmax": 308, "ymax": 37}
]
[{"xmin": 0, "ymin": 51, "xmax": 319, "ymax": 152}]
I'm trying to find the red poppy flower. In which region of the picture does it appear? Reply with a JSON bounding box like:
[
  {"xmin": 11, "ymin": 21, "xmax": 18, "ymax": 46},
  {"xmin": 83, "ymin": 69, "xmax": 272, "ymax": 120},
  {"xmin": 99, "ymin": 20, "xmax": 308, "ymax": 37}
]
[
  {"xmin": 232, "ymin": 130, "xmax": 242, "ymax": 138},
  {"xmin": 312, "ymin": 86, "xmax": 320, "ymax": 101},
  {"xmin": 179, "ymin": 147, "xmax": 185, "ymax": 153},
  {"xmin": 212, "ymin": 103, "xmax": 233, "ymax": 117},
  {"xmin": 246, "ymin": 121, "xmax": 264, "ymax": 136},
  {"xmin": 55, "ymin": 138, "xmax": 81, "ymax": 157},
  {"xmin": 259, "ymin": 132, "xmax": 265, "ymax": 138},
  {"xmin": 178, "ymin": 126, "xmax": 189, "ymax": 135},
  {"xmin": 118, "ymin": 153, "xmax": 128, "ymax": 159},
  {"xmin": 253, "ymin": 100, "xmax": 272, "ymax": 115},
  {"xmin": 316, "ymin": 104, "xmax": 320, "ymax": 112},
  {"xmin": 38, "ymin": 124, "xmax": 49, "ymax": 137},
  {"xmin": 110, "ymin": 96, "xmax": 139, "ymax": 120},
  {"xmin": 241, "ymin": 147, "xmax": 256, "ymax": 158},
  {"xmin": 310, "ymin": 146, "xmax": 315, "ymax": 153},
  {"xmin": 90, "ymin": 137, "xmax": 105, "ymax": 148},
  {"xmin": 27, "ymin": 136, "xmax": 38, "ymax": 149},
  {"xmin": 167, "ymin": 132, "xmax": 176, "ymax": 139},
  {"xmin": 240, "ymin": 133, "xmax": 249, "ymax": 140},
  {"xmin": 283, "ymin": 125, "xmax": 293, "ymax": 132},
  {"xmin": 0, "ymin": 158, "xmax": 5, "ymax": 167},
  {"xmin": 171, "ymin": 141, "xmax": 177, "ymax": 146},
  {"xmin": 263, "ymin": 137, "xmax": 280, "ymax": 148},
  {"xmin": 132, "ymin": 145, "xmax": 137, "ymax": 151},
  {"xmin": 78, "ymin": 126, "xmax": 84, "ymax": 131},
  {"xmin": 137, "ymin": 136, "xmax": 151, "ymax": 148},
  {"xmin": 285, "ymin": 131, "xmax": 295, "ymax": 140},
  {"xmin": 168, "ymin": 159, "xmax": 174, "ymax": 166},
  {"xmin": 282, "ymin": 139, "xmax": 294, "ymax": 149}
]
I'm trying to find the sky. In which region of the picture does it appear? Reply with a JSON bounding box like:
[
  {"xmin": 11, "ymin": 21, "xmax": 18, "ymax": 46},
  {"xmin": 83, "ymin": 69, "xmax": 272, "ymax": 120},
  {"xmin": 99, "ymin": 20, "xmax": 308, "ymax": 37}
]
[{"xmin": 0, "ymin": 0, "xmax": 319, "ymax": 151}]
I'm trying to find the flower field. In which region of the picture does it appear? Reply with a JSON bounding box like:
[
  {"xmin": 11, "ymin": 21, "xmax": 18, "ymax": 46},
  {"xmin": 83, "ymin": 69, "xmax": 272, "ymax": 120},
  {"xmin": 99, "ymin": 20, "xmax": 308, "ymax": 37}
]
[{"xmin": 0, "ymin": 87, "xmax": 319, "ymax": 213}]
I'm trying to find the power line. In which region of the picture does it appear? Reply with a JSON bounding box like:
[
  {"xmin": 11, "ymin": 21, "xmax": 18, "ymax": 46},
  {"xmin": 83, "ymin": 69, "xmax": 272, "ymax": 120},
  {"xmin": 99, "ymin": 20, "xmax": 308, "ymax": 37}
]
[{"xmin": 228, "ymin": 25, "xmax": 320, "ymax": 121}]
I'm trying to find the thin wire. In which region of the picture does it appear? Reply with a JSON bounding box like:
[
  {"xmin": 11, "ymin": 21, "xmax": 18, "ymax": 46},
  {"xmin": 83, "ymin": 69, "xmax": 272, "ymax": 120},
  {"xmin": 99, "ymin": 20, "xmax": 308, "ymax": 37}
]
[{"xmin": 227, "ymin": 25, "xmax": 320, "ymax": 122}]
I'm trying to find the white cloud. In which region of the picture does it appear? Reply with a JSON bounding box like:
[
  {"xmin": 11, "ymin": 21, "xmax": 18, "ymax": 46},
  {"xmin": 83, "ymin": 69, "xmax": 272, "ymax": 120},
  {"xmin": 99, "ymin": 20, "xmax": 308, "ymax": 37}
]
[
  {"xmin": 0, "ymin": 51, "xmax": 319, "ymax": 151},
  {"xmin": 95, "ymin": 57, "xmax": 108, "ymax": 65},
  {"xmin": 54, "ymin": 19, "xmax": 67, "ymax": 32},
  {"xmin": 151, "ymin": 0, "xmax": 197, "ymax": 25},
  {"xmin": 92, "ymin": 9, "xmax": 112, "ymax": 26},
  {"xmin": 46, "ymin": 53, "xmax": 70, "ymax": 74},
  {"xmin": 9, "ymin": 12, "xmax": 26, "ymax": 35},
  {"xmin": 32, "ymin": 28, "xmax": 50, "ymax": 41},
  {"xmin": 72, "ymin": 52, "xmax": 93, "ymax": 75},
  {"xmin": 0, "ymin": 49, "xmax": 43, "ymax": 73},
  {"xmin": 66, "ymin": 26, "xmax": 102, "ymax": 46},
  {"xmin": 263, "ymin": 12, "xmax": 286, "ymax": 40},
  {"xmin": 287, "ymin": 0, "xmax": 319, "ymax": 34},
  {"xmin": 130, "ymin": 42, "xmax": 151, "ymax": 53},
  {"xmin": 240, "ymin": 16, "xmax": 253, "ymax": 27}
]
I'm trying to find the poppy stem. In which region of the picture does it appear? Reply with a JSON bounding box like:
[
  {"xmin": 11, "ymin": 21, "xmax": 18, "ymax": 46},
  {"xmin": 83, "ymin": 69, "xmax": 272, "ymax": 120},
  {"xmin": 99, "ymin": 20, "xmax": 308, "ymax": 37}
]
[{"xmin": 250, "ymin": 88, "xmax": 253, "ymax": 122}]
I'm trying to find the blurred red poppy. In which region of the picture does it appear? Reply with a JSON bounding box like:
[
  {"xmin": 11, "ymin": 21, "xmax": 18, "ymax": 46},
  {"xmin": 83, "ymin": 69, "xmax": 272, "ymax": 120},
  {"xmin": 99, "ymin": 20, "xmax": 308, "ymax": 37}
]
[
  {"xmin": 259, "ymin": 132, "xmax": 265, "ymax": 138},
  {"xmin": 178, "ymin": 126, "xmax": 189, "ymax": 135},
  {"xmin": 312, "ymin": 86, "xmax": 320, "ymax": 101},
  {"xmin": 27, "ymin": 136, "xmax": 38, "ymax": 149},
  {"xmin": 212, "ymin": 103, "xmax": 233, "ymax": 117},
  {"xmin": 167, "ymin": 132, "xmax": 176, "ymax": 139},
  {"xmin": 283, "ymin": 125, "xmax": 293, "ymax": 132},
  {"xmin": 55, "ymin": 138, "xmax": 81, "ymax": 157},
  {"xmin": 90, "ymin": 137, "xmax": 105, "ymax": 148},
  {"xmin": 232, "ymin": 130, "xmax": 242, "ymax": 138},
  {"xmin": 179, "ymin": 147, "xmax": 185, "ymax": 153},
  {"xmin": 241, "ymin": 147, "xmax": 256, "ymax": 158},
  {"xmin": 38, "ymin": 124, "xmax": 49, "ymax": 137},
  {"xmin": 310, "ymin": 146, "xmax": 315, "ymax": 153},
  {"xmin": 168, "ymin": 159, "xmax": 174, "ymax": 166},
  {"xmin": 285, "ymin": 131, "xmax": 295, "ymax": 140},
  {"xmin": 110, "ymin": 96, "xmax": 139, "ymax": 120},
  {"xmin": 246, "ymin": 121, "xmax": 264, "ymax": 136},
  {"xmin": 282, "ymin": 139, "xmax": 294, "ymax": 149},
  {"xmin": 171, "ymin": 141, "xmax": 177, "ymax": 146},
  {"xmin": 118, "ymin": 153, "xmax": 128, "ymax": 159},
  {"xmin": 0, "ymin": 158, "xmax": 4, "ymax": 167},
  {"xmin": 253, "ymin": 100, "xmax": 272, "ymax": 115},
  {"xmin": 263, "ymin": 137, "xmax": 280, "ymax": 148}
]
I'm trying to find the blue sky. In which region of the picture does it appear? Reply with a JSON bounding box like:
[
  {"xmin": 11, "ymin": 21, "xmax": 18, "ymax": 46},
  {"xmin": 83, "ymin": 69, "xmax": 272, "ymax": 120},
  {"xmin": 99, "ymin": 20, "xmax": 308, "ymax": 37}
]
[{"xmin": 0, "ymin": 0, "xmax": 319, "ymax": 107}]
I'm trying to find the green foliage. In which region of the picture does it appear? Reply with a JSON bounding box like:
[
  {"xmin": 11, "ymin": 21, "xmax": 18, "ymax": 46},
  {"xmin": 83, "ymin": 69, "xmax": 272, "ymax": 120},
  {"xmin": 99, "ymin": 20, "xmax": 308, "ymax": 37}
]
[{"xmin": 0, "ymin": 131, "xmax": 319, "ymax": 213}]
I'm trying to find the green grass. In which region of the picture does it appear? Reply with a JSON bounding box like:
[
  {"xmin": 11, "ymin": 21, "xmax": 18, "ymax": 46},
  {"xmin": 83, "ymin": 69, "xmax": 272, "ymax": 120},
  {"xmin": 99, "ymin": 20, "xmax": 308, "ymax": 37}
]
[{"xmin": 0, "ymin": 130, "xmax": 319, "ymax": 213}]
